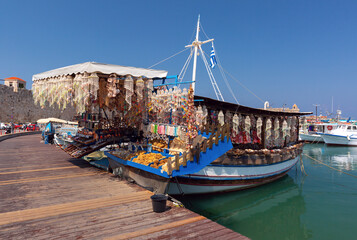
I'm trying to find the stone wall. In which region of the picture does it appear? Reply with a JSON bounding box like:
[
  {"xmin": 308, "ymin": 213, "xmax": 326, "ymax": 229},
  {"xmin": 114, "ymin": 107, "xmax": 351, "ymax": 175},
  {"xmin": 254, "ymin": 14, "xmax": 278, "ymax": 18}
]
[{"xmin": 0, "ymin": 85, "xmax": 76, "ymax": 123}]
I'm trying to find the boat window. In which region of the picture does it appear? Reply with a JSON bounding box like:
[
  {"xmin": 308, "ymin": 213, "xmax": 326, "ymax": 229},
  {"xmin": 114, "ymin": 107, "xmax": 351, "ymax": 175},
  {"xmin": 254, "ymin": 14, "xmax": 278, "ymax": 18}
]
[
  {"xmin": 347, "ymin": 126, "xmax": 352, "ymax": 131},
  {"xmin": 353, "ymin": 126, "xmax": 357, "ymax": 130}
]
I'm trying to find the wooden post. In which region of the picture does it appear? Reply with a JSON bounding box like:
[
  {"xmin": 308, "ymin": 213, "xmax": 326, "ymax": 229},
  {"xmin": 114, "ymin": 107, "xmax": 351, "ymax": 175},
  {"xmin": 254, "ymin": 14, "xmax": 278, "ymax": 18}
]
[
  {"xmin": 215, "ymin": 130, "xmax": 219, "ymax": 145},
  {"xmin": 202, "ymin": 139, "xmax": 207, "ymax": 152},
  {"xmin": 209, "ymin": 123, "xmax": 214, "ymax": 133},
  {"xmin": 221, "ymin": 125, "xmax": 226, "ymax": 142},
  {"xmin": 296, "ymin": 116, "xmax": 300, "ymax": 143},
  {"xmin": 227, "ymin": 123, "xmax": 231, "ymax": 141},
  {"xmin": 167, "ymin": 157, "xmax": 172, "ymax": 175},
  {"xmin": 175, "ymin": 154, "xmax": 180, "ymax": 171},
  {"xmin": 195, "ymin": 146, "xmax": 200, "ymax": 163},
  {"xmin": 279, "ymin": 117, "xmax": 284, "ymax": 148},
  {"xmin": 188, "ymin": 150, "xmax": 194, "ymax": 162},
  {"xmin": 209, "ymin": 135, "xmax": 214, "ymax": 149},
  {"xmin": 261, "ymin": 117, "xmax": 266, "ymax": 149},
  {"xmin": 183, "ymin": 151, "xmax": 187, "ymax": 166},
  {"xmin": 222, "ymin": 124, "xmax": 226, "ymax": 142}
]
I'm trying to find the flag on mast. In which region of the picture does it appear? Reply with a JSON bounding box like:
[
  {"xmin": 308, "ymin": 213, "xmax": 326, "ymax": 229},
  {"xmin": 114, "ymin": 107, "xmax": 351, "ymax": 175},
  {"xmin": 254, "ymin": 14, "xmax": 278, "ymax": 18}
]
[{"xmin": 210, "ymin": 43, "xmax": 217, "ymax": 69}]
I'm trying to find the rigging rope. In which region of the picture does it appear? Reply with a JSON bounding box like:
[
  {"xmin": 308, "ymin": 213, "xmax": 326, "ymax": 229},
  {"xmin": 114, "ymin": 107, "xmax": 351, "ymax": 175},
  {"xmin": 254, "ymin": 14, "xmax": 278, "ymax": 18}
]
[
  {"xmin": 199, "ymin": 47, "xmax": 224, "ymax": 101},
  {"xmin": 215, "ymin": 53, "xmax": 239, "ymax": 104},
  {"xmin": 223, "ymin": 69, "xmax": 265, "ymax": 104},
  {"xmin": 202, "ymin": 50, "xmax": 264, "ymax": 104},
  {"xmin": 148, "ymin": 48, "xmax": 189, "ymax": 69},
  {"xmin": 303, "ymin": 153, "xmax": 357, "ymax": 178},
  {"xmin": 178, "ymin": 48, "xmax": 193, "ymax": 84},
  {"xmin": 200, "ymin": 23, "xmax": 211, "ymax": 41}
]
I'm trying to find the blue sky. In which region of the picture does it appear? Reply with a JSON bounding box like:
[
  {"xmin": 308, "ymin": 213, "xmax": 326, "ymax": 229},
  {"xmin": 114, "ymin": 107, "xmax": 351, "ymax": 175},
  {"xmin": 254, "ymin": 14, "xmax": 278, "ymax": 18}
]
[{"xmin": 1, "ymin": 0, "xmax": 356, "ymax": 118}]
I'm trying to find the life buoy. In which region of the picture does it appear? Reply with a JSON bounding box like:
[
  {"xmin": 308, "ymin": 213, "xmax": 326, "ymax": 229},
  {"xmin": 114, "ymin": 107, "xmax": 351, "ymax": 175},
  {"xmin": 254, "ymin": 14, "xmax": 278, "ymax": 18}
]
[{"xmin": 327, "ymin": 125, "xmax": 333, "ymax": 131}]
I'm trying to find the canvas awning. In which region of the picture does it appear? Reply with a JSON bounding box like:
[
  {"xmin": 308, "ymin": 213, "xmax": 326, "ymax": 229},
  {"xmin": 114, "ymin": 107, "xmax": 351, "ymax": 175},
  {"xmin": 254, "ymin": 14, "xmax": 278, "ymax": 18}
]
[
  {"xmin": 37, "ymin": 118, "xmax": 78, "ymax": 125},
  {"xmin": 32, "ymin": 62, "xmax": 168, "ymax": 81}
]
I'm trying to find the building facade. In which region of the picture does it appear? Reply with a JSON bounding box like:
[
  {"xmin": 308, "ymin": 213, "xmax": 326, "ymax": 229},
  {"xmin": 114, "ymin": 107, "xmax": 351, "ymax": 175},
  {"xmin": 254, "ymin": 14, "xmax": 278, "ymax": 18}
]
[{"xmin": 4, "ymin": 77, "xmax": 26, "ymax": 92}]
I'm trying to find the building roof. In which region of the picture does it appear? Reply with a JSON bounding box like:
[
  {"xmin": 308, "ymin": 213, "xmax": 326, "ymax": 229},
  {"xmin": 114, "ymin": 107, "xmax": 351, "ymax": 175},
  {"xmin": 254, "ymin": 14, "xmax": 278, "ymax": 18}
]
[{"xmin": 4, "ymin": 77, "xmax": 26, "ymax": 82}]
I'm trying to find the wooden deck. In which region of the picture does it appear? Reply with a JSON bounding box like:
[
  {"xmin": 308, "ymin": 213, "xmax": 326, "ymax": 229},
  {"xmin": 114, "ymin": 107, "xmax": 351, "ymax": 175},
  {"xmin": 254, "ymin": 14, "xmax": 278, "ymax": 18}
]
[{"xmin": 0, "ymin": 134, "xmax": 248, "ymax": 239}]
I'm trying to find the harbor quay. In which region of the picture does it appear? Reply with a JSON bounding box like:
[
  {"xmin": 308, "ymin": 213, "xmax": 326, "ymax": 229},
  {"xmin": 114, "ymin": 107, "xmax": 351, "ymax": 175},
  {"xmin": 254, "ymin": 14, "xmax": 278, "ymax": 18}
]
[{"xmin": 0, "ymin": 133, "xmax": 248, "ymax": 239}]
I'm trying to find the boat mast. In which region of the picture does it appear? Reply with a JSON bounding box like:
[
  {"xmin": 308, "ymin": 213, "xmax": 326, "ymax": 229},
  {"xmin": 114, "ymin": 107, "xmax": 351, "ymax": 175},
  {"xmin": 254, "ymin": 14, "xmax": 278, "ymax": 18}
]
[
  {"xmin": 186, "ymin": 15, "xmax": 214, "ymax": 94},
  {"xmin": 191, "ymin": 15, "xmax": 200, "ymax": 93}
]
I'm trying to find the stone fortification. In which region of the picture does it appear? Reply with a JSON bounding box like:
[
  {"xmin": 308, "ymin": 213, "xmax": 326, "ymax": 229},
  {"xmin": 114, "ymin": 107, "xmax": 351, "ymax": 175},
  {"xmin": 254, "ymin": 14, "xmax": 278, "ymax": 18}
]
[{"xmin": 0, "ymin": 85, "xmax": 76, "ymax": 123}]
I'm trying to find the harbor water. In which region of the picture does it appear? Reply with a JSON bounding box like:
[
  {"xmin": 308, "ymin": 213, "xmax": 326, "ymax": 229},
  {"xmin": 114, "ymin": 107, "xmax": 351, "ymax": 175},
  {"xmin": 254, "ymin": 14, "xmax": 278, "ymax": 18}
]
[{"xmin": 177, "ymin": 144, "xmax": 357, "ymax": 240}]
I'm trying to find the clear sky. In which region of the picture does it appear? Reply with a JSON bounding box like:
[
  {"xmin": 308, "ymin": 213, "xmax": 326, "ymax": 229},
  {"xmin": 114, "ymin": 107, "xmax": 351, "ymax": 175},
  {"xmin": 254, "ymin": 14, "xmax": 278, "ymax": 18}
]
[{"xmin": 1, "ymin": 0, "xmax": 356, "ymax": 118}]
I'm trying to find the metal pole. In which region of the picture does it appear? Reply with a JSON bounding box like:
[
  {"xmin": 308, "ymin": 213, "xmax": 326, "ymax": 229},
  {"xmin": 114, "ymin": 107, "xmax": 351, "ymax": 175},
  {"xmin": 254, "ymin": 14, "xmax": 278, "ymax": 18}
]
[
  {"xmin": 191, "ymin": 15, "xmax": 200, "ymax": 93},
  {"xmin": 313, "ymin": 104, "xmax": 320, "ymax": 122}
]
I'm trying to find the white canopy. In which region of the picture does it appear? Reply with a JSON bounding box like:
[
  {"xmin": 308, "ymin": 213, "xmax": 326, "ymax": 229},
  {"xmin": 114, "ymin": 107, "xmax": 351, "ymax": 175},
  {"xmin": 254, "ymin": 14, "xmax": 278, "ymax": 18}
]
[
  {"xmin": 32, "ymin": 62, "xmax": 168, "ymax": 81},
  {"xmin": 37, "ymin": 118, "xmax": 78, "ymax": 125}
]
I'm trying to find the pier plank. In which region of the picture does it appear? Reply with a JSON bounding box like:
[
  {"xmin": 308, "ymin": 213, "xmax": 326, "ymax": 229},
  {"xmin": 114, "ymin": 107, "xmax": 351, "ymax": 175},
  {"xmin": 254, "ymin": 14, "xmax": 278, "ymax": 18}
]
[{"xmin": 0, "ymin": 134, "xmax": 248, "ymax": 239}]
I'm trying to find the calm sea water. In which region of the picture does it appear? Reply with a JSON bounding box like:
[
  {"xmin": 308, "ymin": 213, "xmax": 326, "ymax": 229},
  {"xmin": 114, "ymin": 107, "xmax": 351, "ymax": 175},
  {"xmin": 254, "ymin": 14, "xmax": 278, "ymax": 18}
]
[{"xmin": 177, "ymin": 144, "xmax": 357, "ymax": 240}]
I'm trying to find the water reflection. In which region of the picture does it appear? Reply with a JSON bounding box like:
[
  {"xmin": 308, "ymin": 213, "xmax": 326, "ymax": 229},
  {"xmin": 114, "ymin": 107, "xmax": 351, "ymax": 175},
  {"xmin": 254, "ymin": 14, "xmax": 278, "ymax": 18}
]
[
  {"xmin": 176, "ymin": 144, "xmax": 357, "ymax": 239},
  {"xmin": 177, "ymin": 175, "xmax": 311, "ymax": 240},
  {"xmin": 304, "ymin": 144, "xmax": 357, "ymax": 171}
]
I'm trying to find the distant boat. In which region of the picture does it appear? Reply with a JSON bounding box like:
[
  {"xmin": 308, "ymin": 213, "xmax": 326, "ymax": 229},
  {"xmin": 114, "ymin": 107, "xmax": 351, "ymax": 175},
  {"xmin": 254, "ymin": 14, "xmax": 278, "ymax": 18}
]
[
  {"xmin": 321, "ymin": 124, "xmax": 357, "ymax": 146},
  {"xmin": 299, "ymin": 123, "xmax": 337, "ymax": 143}
]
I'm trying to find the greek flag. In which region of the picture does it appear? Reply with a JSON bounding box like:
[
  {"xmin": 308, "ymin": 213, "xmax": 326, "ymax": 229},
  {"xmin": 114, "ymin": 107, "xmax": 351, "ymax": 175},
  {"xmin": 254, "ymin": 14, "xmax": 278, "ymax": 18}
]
[{"xmin": 210, "ymin": 44, "xmax": 217, "ymax": 69}]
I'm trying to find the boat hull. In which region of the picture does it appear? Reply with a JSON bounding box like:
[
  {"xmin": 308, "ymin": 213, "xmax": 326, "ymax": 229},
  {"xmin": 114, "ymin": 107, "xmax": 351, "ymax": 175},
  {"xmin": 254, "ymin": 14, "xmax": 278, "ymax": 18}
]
[
  {"xmin": 167, "ymin": 156, "xmax": 299, "ymax": 194},
  {"xmin": 321, "ymin": 134, "xmax": 357, "ymax": 146},
  {"xmin": 299, "ymin": 133, "xmax": 324, "ymax": 143}
]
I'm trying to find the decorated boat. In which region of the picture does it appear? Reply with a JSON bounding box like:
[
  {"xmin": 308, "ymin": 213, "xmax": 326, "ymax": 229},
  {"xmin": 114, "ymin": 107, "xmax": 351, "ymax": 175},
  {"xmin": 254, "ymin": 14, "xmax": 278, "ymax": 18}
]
[{"xmin": 31, "ymin": 17, "xmax": 310, "ymax": 195}]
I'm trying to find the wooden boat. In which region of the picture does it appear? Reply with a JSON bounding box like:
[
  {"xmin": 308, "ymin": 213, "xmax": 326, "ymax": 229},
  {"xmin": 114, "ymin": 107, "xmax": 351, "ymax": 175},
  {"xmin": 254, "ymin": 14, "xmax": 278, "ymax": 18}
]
[
  {"xmin": 106, "ymin": 94, "xmax": 306, "ymax": 194},
  {"xmin": 105, "ymin": 17, "xmax": 309, "ymax": 194},
  {"xmin": 32, "ymin": 17, "xmax": 310, "ymax": 195}
]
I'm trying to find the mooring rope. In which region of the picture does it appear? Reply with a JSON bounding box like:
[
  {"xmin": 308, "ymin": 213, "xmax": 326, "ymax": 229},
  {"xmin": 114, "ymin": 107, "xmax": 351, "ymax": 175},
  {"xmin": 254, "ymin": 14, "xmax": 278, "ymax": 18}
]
[
  {"xmin": 300, "ymin": 155, "xmax": 308, "ymax": 176},
  {"xmin": 303, "ymin": 153, "xmax": 357, "ymax": 178}
]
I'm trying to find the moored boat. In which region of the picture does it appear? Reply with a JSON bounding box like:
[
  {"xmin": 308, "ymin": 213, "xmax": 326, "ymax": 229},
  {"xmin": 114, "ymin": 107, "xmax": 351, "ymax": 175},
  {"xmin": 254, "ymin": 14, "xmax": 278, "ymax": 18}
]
[
  {"xmin": 299, "ymin": 123, "xmax": 338, "ymax": 143},
  {"xmin": 32, "ymin": 16, "xmax": 310, "ymax": 195},
  {"xmin": 321, "ymin": 124, "xmax": 357, "ymax": 146}
]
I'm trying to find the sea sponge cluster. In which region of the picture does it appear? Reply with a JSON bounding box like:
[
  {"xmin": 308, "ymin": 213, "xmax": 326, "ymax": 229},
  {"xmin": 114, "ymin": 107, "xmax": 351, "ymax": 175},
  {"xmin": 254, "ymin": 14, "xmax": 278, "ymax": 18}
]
[{"xmin": 132, "ymin": 152, "xmax": 165, "ymax": 166}]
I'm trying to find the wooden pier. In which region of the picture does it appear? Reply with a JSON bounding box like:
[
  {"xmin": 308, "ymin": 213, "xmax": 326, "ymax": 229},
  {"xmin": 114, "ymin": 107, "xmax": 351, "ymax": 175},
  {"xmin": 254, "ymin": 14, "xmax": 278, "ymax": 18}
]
[{"xmin": 0, "ymin": 134, "xmax": 248, "ymax": 239}]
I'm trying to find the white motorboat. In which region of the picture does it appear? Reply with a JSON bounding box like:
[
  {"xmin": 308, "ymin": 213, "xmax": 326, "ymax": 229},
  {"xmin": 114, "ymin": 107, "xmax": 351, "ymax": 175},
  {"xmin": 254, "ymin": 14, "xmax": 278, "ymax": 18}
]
[
  {"xmin": 321, "ymin": 124, "xmax": 357, "ymax": 146},
  {"xmin": 299, "ymin": 123, "xmax": 337, "ymax": 143}
]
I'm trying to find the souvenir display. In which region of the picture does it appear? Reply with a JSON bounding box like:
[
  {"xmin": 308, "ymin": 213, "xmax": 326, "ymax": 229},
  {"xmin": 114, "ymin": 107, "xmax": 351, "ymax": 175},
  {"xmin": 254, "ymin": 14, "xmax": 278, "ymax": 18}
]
[
  {"xmin": 149, "ymin": 139, "xmax": 167, "ymax": 152},
  {"xmin": 244, "ymin": 115, "xmax": 251, "ymax": 143},
  {"xmin": 124, "ymin": 75, "xmax": 134, "ymax": 110},
  {"xmin": 168, "ymin": 137, "xmax": 187, "ymax": 154},
  {"xmin": 274, "ymin": 117, "xmax": 280, "ymax": 146},
  {"xmin": 283, "ymin": 120, "xmax": 289, "ymax": 141},
  {"xmin": 265, "ymin": 118, "xmax": 273, "ymax": 148},
  {"xmin": 256, "ymin": 117, "xmax": 262, "ymax": 140},
  {"xmin": 132, "ymin": 152, "xmax": 165, "ymax": 166}
]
